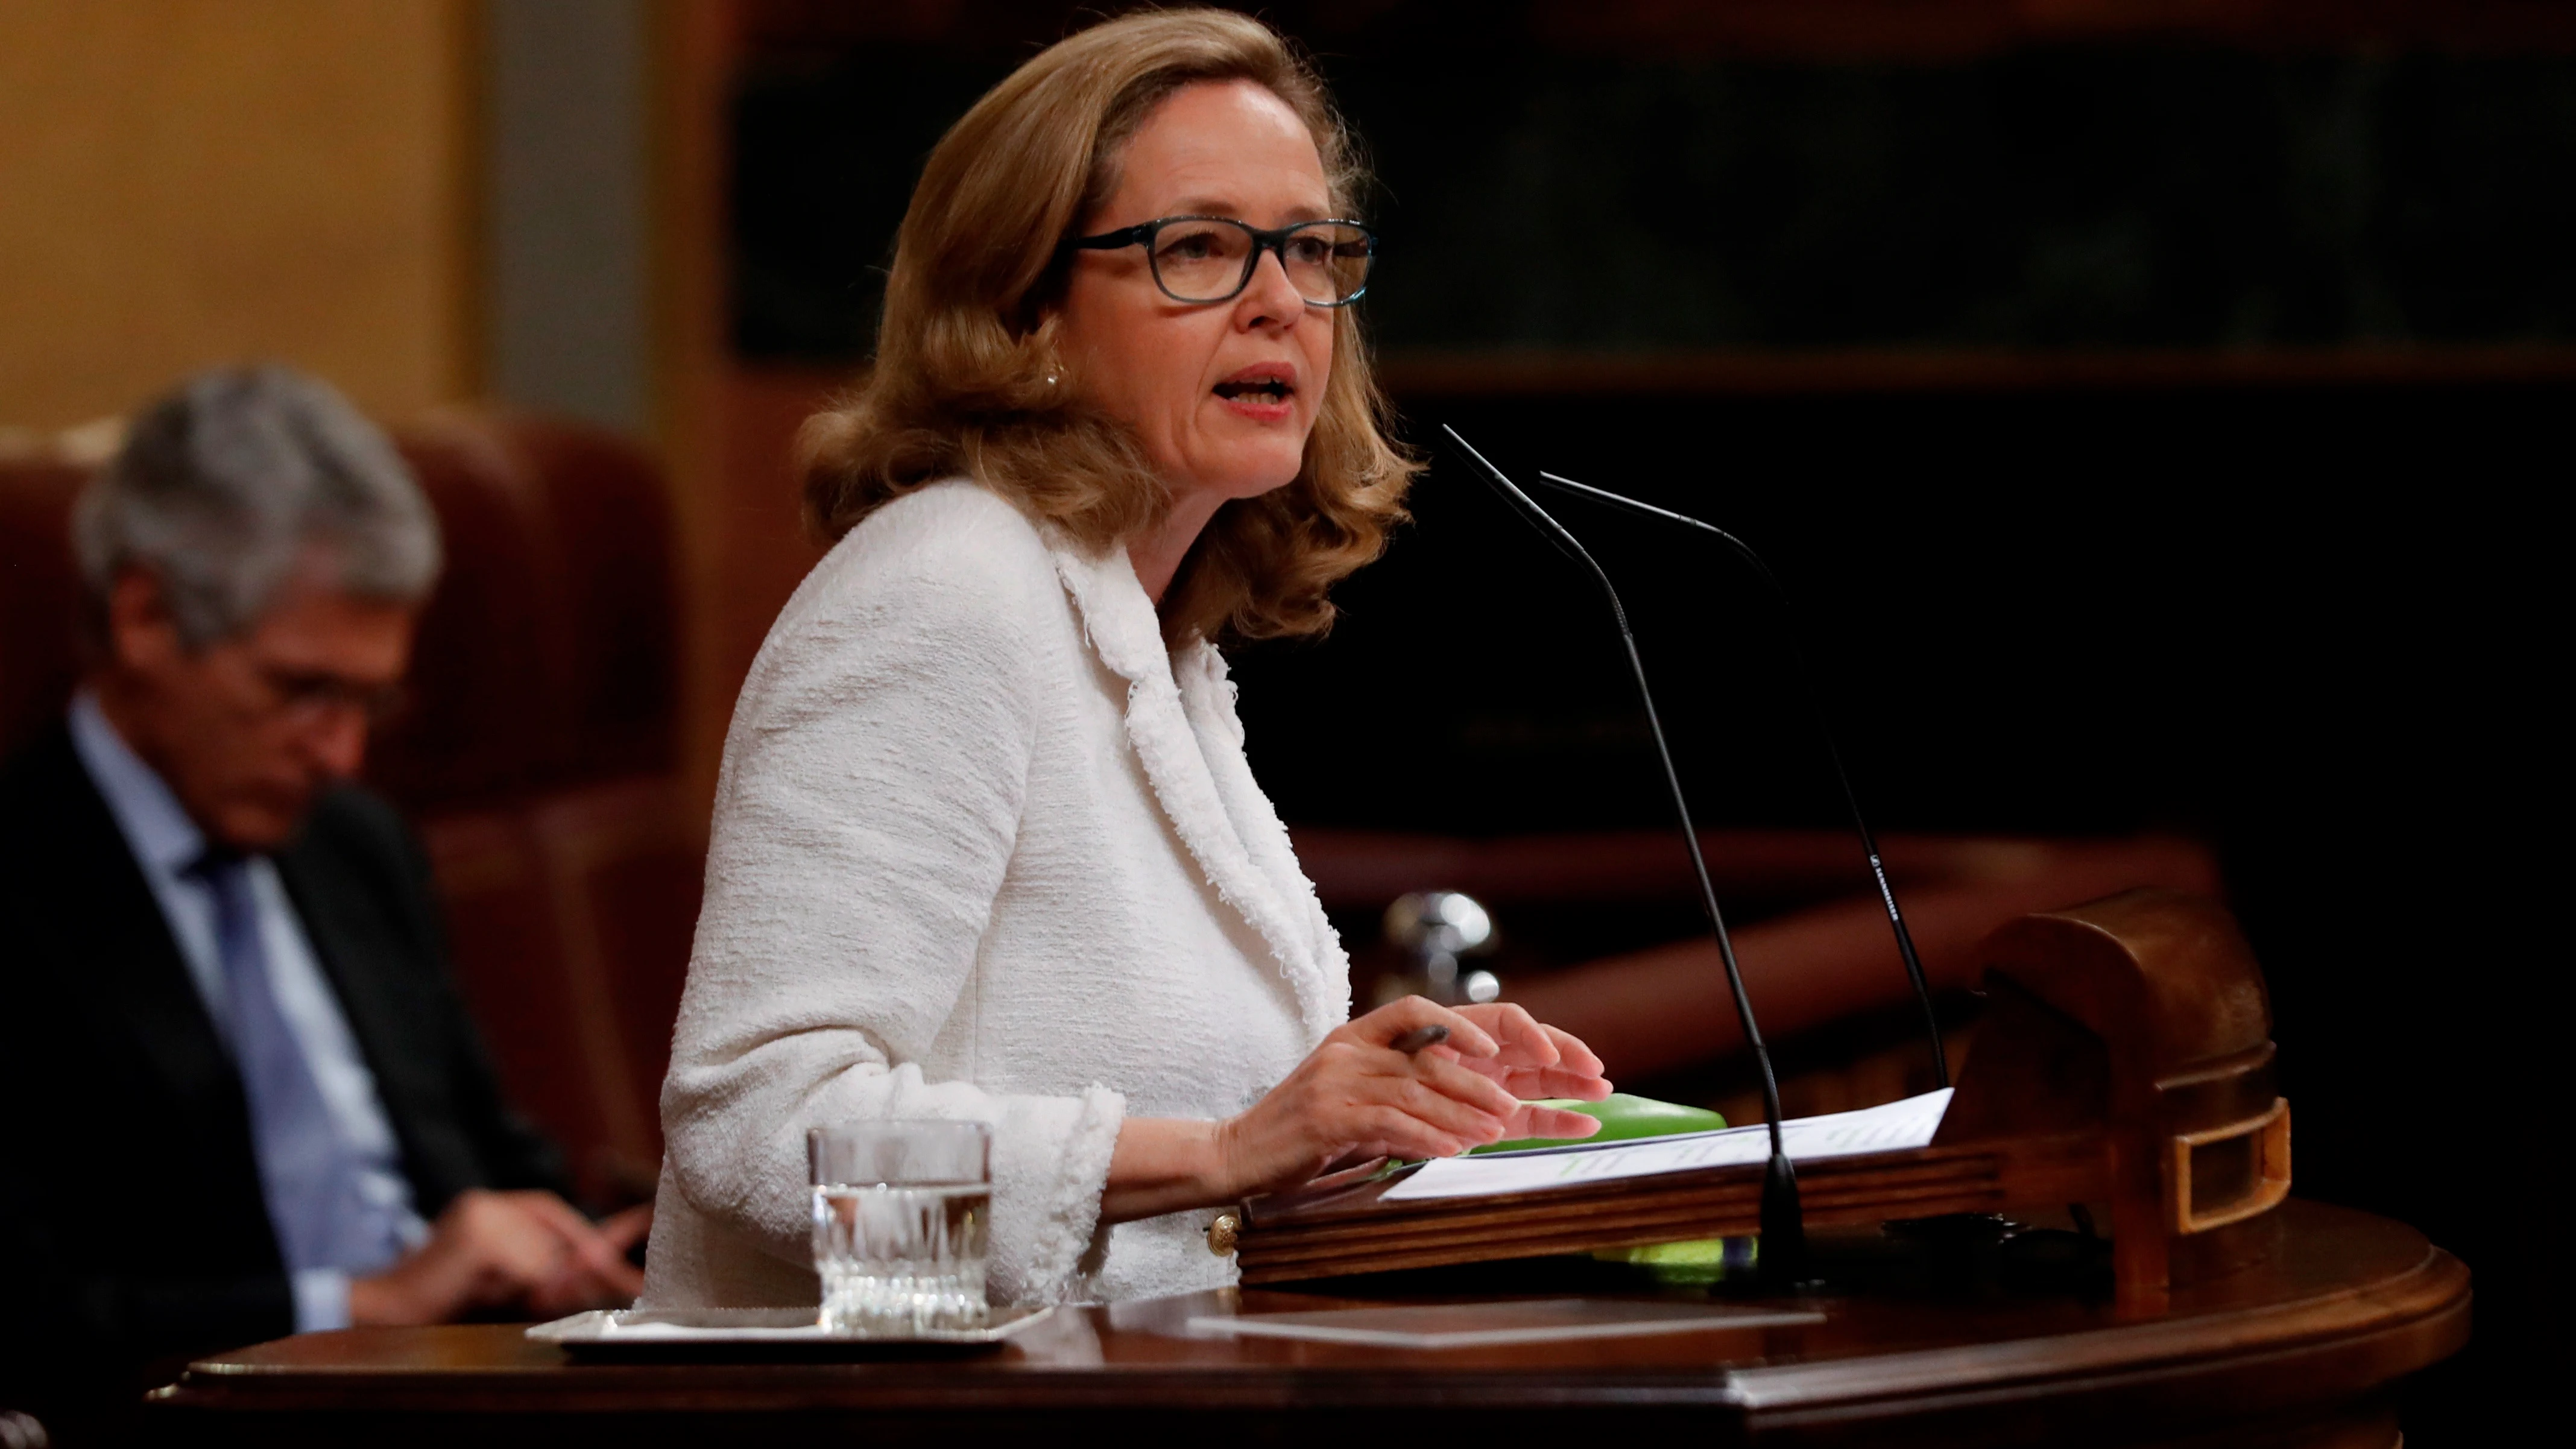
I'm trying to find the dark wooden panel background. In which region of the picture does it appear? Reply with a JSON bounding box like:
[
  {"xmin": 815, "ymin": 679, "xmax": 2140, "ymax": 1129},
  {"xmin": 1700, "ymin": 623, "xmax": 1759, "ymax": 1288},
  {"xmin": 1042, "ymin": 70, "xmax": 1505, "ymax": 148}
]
[{"xmin": 710, "ymin": 6, "xmax": 2568, "ymax": 1441}]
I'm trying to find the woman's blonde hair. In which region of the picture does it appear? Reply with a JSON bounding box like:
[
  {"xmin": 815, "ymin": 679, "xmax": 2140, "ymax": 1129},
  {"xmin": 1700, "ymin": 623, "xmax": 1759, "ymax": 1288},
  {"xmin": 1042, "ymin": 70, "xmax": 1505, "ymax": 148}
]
[{"xmin": 798, "ymin": 7, "xmax": 1417, "ymax": 643}]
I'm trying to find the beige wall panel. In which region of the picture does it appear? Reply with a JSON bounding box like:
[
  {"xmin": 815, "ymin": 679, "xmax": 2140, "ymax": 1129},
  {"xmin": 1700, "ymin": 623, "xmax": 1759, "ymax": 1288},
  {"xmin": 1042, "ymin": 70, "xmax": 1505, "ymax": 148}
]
[{"xmin": 0, "ymin": 0, "xmax": 469, "ymax": 431}]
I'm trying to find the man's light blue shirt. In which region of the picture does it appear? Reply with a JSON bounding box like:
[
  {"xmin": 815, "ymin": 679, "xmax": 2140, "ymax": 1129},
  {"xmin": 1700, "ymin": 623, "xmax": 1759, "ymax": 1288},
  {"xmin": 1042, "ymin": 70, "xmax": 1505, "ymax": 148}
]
[{"xmin": 68, "ymin": 693, "xmax": 427, "ymax": 1331}]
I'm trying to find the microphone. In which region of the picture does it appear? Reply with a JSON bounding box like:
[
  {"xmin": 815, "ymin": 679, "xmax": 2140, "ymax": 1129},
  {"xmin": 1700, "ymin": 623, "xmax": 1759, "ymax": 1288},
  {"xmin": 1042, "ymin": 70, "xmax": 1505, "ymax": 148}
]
[
  {"xmin": 1438, "ymin": 425, "xmax": 1808, "ymax": 1287},
  {"xmin": 1530, "ymin": 470, "xmax": 1949, "ymax": 1091}
]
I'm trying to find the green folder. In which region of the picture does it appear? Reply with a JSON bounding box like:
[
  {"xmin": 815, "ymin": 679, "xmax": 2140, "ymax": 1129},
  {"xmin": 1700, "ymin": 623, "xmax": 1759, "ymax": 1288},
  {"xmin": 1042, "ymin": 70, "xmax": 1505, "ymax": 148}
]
[
  {"xmin": 1470, "ymin": 1094, "xmax": 1739, "ymax": 1284},
  {"xmin": 1471, "ymin": 1092, "xmax": 1726, "ymax": 1155}
]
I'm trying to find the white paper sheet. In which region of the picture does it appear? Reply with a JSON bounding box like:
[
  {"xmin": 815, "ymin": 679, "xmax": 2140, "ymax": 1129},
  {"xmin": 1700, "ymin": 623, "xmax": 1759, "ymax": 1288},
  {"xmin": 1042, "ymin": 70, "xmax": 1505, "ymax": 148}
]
[{"xmin": 1378, "ymin": 1088, "xmax": 1953, "ymax": 1202}]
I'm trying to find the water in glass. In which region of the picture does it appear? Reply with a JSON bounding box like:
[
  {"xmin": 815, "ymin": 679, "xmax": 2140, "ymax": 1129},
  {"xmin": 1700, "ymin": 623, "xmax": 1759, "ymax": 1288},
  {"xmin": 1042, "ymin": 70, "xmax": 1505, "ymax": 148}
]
[{"xmin": 811, "ymin": 1181, "xmax": 991, "ymax": 1334}]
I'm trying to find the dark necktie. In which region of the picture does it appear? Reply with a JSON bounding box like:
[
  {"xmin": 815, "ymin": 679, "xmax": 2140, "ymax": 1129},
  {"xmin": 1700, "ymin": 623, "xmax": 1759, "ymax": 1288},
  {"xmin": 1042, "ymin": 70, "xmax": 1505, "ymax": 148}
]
[{"xmin": 187, "ymin": 850, "xmax": 405, "ymax": 1275}]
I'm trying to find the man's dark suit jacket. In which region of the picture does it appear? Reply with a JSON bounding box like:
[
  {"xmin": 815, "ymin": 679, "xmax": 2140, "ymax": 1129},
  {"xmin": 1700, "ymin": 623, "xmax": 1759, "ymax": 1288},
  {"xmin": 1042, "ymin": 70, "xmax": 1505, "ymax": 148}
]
[{"xmin": 0, "ymin": 722, "xmax": 567, "ymax": 1397}]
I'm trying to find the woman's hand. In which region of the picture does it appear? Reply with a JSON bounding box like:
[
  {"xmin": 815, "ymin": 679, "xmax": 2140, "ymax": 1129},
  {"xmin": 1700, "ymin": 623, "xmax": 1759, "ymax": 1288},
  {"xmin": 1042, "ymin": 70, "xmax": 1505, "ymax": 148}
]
[
  {"xmin": 1216, "ymin": 997, "xmax": 1524, "ymax": 1196},
  {"xmin": 1444, "ymin": 1001, "xmax": 1614, "ymax": 1109},
  {"xmin": 1100, "ymin": 997, "xmax": 1617, "ymax": 1223}
]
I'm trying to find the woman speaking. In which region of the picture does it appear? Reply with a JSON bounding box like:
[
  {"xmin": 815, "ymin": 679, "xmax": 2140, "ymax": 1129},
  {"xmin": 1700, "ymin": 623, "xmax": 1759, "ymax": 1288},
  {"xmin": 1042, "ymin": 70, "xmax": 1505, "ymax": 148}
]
[{"xmin": 645, "ymin": 8, "xmax": 1610, "ymax": 1310}]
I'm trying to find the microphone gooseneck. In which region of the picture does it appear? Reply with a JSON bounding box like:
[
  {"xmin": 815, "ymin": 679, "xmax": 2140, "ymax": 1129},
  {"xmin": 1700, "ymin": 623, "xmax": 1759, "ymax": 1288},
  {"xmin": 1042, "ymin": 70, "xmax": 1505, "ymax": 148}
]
[
  {"xmin": 1533, "ymin": 470, "xmax": 1950, "ymax": 1092},
  {"xmin": 1439, "ymin": 425, "xmax": 1807, "ymax": 1286}
]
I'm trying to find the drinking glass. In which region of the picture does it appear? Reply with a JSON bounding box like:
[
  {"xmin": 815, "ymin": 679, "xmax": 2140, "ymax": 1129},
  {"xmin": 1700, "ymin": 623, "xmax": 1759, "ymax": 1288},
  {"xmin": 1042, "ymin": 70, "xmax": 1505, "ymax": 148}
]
[{"xmin": 809, "ymin": 1120, "xmax": 992, "ymax": 1335}]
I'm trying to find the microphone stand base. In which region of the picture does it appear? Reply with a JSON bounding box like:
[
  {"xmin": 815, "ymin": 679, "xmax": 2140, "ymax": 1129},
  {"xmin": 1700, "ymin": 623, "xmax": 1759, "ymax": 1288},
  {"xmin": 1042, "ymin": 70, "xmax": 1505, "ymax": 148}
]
[{"xmin": 1756, "ymin": 1153, "xmax": 1810, "ymax": 1290}]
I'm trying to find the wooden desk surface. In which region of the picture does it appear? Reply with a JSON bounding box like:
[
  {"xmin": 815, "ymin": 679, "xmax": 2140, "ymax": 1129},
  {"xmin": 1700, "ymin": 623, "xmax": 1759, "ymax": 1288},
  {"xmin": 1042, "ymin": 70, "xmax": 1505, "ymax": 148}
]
[{"xmin": 148, "ymin": 1201, "xmax": 2466, "ymax": 1448}]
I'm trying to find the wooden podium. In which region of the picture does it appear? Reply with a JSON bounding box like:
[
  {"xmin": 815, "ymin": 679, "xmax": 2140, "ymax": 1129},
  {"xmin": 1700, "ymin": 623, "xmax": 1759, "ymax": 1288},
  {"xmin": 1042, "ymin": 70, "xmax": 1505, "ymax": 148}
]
[
  {"xmin": 1233, "ymin": 890, "xmax": 2297, "ymax": 1312},
  {"xmin": 151, "ymin": 1206, "xmax": 2464, "ymax": 1447},
  {"xmin": 147, "ymin": 891, "xmax": 2468, "ymax": 1448}
]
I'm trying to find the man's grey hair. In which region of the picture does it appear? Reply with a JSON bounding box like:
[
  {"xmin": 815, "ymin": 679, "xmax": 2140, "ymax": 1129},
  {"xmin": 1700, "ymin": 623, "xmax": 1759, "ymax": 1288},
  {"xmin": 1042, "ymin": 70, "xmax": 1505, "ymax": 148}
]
[{"xmin": 73, "ymin": 365, "xmax": 443, "ymax": 646}]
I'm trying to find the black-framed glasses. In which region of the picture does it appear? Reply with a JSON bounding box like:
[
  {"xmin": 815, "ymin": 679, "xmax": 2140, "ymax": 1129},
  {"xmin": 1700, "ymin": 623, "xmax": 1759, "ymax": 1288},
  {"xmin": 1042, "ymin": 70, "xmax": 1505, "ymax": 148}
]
[{"xmin": 1067, "ymin": 216, "xmax": 1376, "ymax": 307}]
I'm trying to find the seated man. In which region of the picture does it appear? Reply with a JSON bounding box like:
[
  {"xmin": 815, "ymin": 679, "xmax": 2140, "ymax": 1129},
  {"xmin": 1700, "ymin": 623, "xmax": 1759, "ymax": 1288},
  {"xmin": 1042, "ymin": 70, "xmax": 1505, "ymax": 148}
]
[{"xmin": 0, "ymin": 368, "xmax": 645, "ymax": 1422}]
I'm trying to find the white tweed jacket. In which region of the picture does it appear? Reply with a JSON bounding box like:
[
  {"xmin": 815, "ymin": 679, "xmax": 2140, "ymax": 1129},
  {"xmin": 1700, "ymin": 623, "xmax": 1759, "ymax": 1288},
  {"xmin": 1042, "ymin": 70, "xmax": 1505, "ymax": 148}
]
[{"xmin": 640, "ymin": 479, "xmax": 1348, "ymax": 1310}]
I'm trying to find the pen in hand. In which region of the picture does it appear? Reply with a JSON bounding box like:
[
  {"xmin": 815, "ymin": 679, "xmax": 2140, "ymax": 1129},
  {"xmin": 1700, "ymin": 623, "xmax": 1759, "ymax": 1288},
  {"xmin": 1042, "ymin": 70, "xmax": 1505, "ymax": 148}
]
[
  {"xmin": 1293, "ymin": 1022, "xmax": 1457, "ymax": 1189},
  {"xmin": 1389, "ymin": 1024, "xmax": 1450, "ymax": 1055}
]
